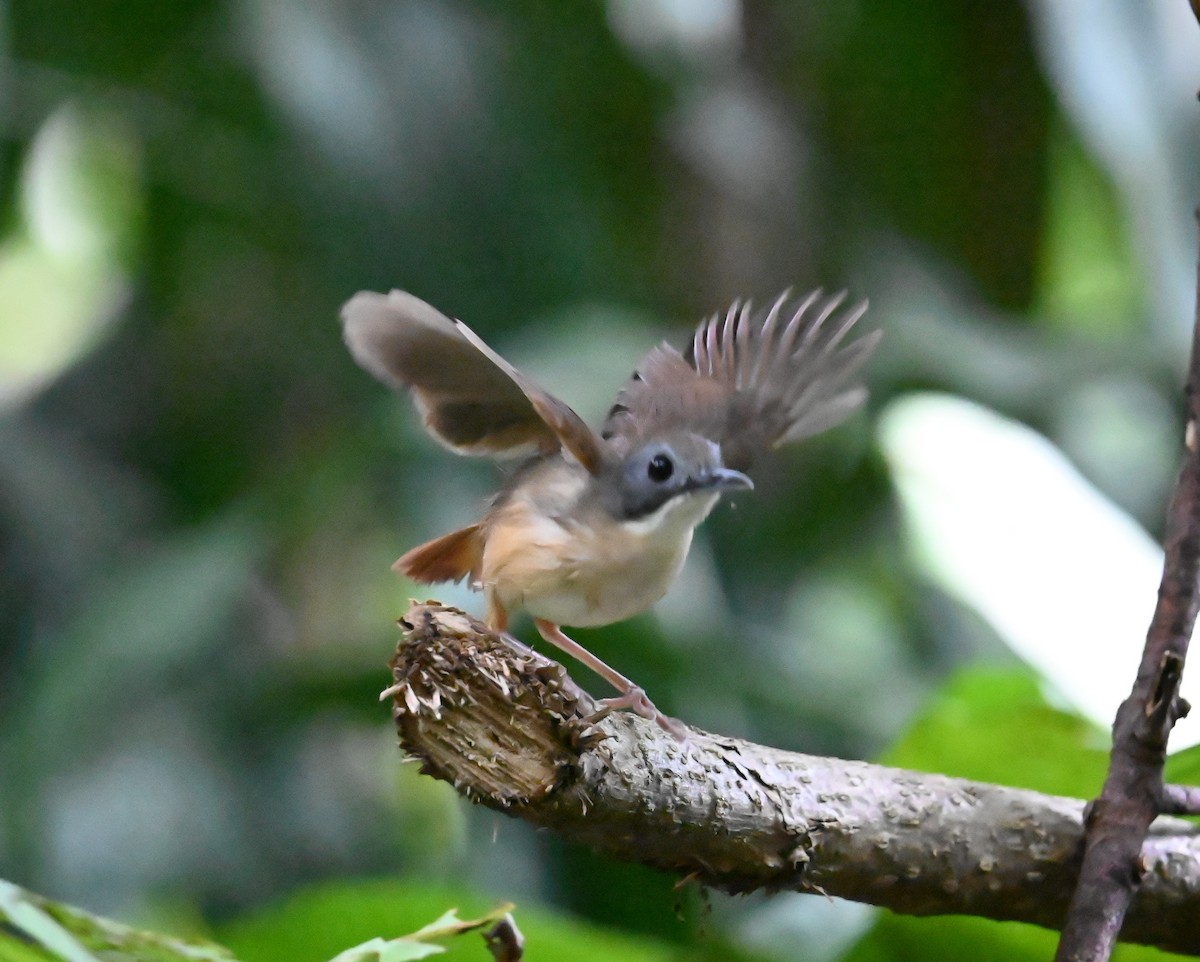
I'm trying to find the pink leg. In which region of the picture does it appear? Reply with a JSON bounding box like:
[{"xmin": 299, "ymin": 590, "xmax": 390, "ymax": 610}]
[
  {"xmin": 534, "ymin": 619, "xmax": 687, "ymax": 740},
  {"xmin": 486, "ymin": 590, "xmax": 509, "ymax": 633}
]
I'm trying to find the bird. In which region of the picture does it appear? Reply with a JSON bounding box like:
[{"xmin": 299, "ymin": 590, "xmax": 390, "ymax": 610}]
[{"xmin": 341, "ymin": 288, "xmax": 879, "ymax": 737}]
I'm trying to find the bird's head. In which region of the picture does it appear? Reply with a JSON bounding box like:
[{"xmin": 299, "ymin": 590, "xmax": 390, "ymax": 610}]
[{"xmin": 600, "ymin": 432, "xmax": 753, "ymax": 525}]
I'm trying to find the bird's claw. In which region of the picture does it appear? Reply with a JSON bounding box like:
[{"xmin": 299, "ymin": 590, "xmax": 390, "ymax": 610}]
[{"xmin": 589, "ymin": 687, "xmax": 688, "ymax": 741}]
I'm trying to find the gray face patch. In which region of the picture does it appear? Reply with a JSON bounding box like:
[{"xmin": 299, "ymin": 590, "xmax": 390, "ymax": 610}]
[{"xmin": 609, "ymin": 434, "xmax": 751, "ymax": 520}]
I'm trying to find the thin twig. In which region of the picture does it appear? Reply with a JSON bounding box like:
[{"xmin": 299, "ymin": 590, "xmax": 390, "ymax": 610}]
[{"xmin": 1053, "ymin": 217, "xmax": 1200, "ymax": 961}]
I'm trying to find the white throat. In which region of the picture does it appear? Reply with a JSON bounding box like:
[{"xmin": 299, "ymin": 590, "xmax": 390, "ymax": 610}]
[{"xmin": 619, "ymin": 490, "xmax": 721, "ymax": 538}]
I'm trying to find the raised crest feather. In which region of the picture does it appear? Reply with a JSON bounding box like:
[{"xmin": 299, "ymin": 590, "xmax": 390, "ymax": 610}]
[{"xmin": 604, "ymin": 290, "xmax": 878, "ymax": 472}]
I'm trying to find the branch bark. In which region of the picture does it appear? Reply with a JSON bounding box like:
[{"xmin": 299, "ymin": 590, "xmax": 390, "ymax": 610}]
[
  {"xmin": 1053, "ymin": 218, "xmax": 1200, "ymax": 961},
  {"xmin": 387, "ymin": 603, "xmax": 1200, "ymax": 956}
]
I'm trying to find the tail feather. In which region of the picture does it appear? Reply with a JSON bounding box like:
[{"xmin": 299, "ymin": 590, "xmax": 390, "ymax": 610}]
[{"xmin": 393, "ymin": 524, "xmax": 483, "ymax": 585}]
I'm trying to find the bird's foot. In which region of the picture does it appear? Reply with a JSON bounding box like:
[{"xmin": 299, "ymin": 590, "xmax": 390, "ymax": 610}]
[
  {"xmin": 528, "ymin": 619, "xmax": 689, "ymax": 741},
  {"xmin": 590, "ymin": 686, "xmax": 688, "ymax": 741}
]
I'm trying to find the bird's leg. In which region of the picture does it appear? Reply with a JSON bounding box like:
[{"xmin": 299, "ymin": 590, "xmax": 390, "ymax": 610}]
[
  {"xmin": 484, "ymin": 593, "xmax": 537, "ymax": 658},
  {"xmin": 532, "ymin": 620, "xmax": 644, "ymax": 703},
  {"xmin": 486, "ymin": 590, "xmax": 509, "ymax": 632},
  {"xmin": 534, "ymin": 619, "xmax": 687, "ymax": 740}
]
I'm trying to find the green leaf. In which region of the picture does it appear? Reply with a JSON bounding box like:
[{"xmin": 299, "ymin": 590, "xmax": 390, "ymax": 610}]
[
  {"xmin": 0, "ymin": 880, "xmax": 102, "ymax": 962},
  {"xmin": 0, "ymin": 877, "xmax": 238, "ymax": 962},
  {"xmin": 1164, "ymin": 742, "xmax": 1200, "ymax": 788},
  {"xmin": 326, "ymin": 935, "xmax": 444, "ymax": 962},
  {"xmin": 0, "ymin": 101, "xmax": 142, "ymax": 403},
  {"xmin": 841, "ymin": 913, "xmax": 1190, "ymax": 962},
  {"xmin": 1036, "ymin": 123, "xmax": 1140, "ymax": 338},
  {"xmin": 879, "ymin": 393, "xmax": 1172, "ymax": 743},
  {"xmin": 325, "ymin": 905, "xmax": 518, "ymax": 962},
  {"xmin": 882, "ymin": 666, "xmax": 1107, "ymax": 798},
  {"xmin": 218, "ymin": 880, "xmax": 684, "ymax": 962},
  {"xmin": 405, "ymin": 905, "xmax": 514, "ymax": 942}
]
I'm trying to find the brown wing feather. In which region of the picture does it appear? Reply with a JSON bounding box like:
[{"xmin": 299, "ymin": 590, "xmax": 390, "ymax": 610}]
[
  {"xmin": 452, "ymin": 317, "xmax": 606, "ymax": 474},
  {"xmin": 603, "ymin": 290, "xmax": 879, "ymax": 472},
  {"xmin": 341, "ymin": 290, "xmax": 605, "ymax": 473}
]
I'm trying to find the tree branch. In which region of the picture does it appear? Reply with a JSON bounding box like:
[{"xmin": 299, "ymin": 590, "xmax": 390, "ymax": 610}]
[
  {"xmin": 1053, "ymin": 216, "xmax": 1200, "ymax": 961},
  {"xmin": 387, "ymin": 603, "xmax": 1200, "ymax": 956}
]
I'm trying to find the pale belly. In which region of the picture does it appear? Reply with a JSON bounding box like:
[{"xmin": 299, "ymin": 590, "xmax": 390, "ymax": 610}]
[
  {"xmin": 480, "ymin": 496, "xmax": 713, "ymax": 628},
  {"xmin": 507, "ymin": 539, "xmax": 689, "ymax": 627}
]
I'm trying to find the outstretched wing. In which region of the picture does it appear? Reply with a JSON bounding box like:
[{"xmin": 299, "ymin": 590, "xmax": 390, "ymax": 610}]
[
  {"xmin": 602, "ymin": 290, "xmax": 879, "ymax": 472},
  {"xmin": 341, "ymin": 290, "xmax": 605, "ymax": 473}
]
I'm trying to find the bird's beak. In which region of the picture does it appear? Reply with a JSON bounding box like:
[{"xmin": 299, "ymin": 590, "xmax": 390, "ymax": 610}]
[{"xmin": 697, "ymin": 467, "xmax": 754, "ymax": 492}]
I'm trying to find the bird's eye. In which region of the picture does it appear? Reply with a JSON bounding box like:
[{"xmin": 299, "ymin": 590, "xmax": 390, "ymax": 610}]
[{"xmin": 647, "ymin": 453, "xmax": 674, "ymax": 483}]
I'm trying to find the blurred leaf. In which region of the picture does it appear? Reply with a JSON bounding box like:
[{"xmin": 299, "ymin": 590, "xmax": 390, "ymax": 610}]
[
  {"xmin": 328, "ymin": 938, "xmax": 443, "ymax": 962},
  {"xmin": 840, "ymin": 914, "xmax": 1050, "ymax": 962},
  {"xmin": 218, "ymin": 879, "xmax": 692, "ymax": 962},
  {"xmin": 0, "ymin": 102, "xmax": 141, "ymax": 404},
  {"xmin": 0, "ymin": 877, "xmax": 236, "ymax": 962},
  {"xmin": 1025, "ymin": 0, "xmax": 1196, "ymax": 344},
  {"xmin": 22, "ymin": 102, "xmax": 142, "ymax": 263},
  {"xmin": 1164, "ymin": 743, "xmax": 1200, "ymax": 787},
  {"xmin": 840, "ymin": 913, "xmax": 1189, "ymax": 962},
  {"xmin": 878, "ymin": 393, "xmax": 1200, "ymax": 749},
  {"xmin": 0, "ymin": 933, "xmax": 59, "ymax": 962},
  {"xmin": 882, "ymin": 666, "xmax": 1106, "ymax": 797},
  {"xmin": 1036, "ymin": 124, "xmax": 1140, "ymax": 336},
  {"xmin": 0, "ymin": 879, "xmax": 101, "ymax": 962},
  {"xmin": 407, "ymin": 906, "xmax": 513, "ymax": 942},
  {"xmin": 326, "ymin": 904, "xmax": 518, "ymax": 962}
]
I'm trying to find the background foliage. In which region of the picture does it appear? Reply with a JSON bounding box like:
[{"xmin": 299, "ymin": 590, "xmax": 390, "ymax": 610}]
[{"xmin": 2, "ymin": 2, "xmax": 1199, "ymax": 960}]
